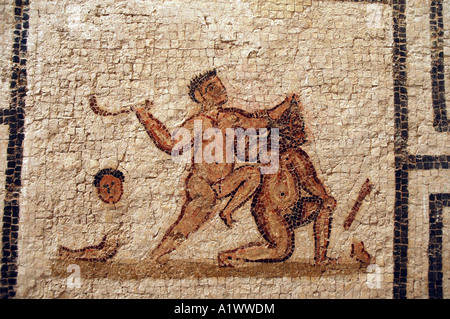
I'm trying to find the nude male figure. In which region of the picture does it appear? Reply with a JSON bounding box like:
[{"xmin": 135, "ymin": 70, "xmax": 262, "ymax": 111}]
[{"xmin": 131, "ymin": 69, "xmax": 292, "ymax": 264}]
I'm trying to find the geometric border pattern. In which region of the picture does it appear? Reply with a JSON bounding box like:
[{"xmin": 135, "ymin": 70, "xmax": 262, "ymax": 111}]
[
  {"xmin": 0, "ymin": 0, "xmax": 28, "ymax": 299},
  {"xmin": 392, "ymin": 0, "xmax": 449, "ymax": 299},
  {"xmin": 428, "ymin": 193, "xmax": 449, "ymax": 299},
  {"xmin": 392, "ymin": 0, "xmax": 410, "ymax": 299},
  {"xmin": 430, "ymin": 0, "xmax": 448, "ymax": 132}
]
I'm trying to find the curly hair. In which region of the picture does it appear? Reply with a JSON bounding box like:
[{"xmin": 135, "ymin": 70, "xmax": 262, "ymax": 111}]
[
  {"xmin": 93, "ymin": 168, "xmax": 125, "ymax": 187},
  {"xmin": 188, "ymin": 69, "xmax": 217, "ymax": 103}
]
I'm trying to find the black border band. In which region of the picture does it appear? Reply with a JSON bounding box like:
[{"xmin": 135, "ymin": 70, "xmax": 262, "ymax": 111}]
[
  {"xmin": 428, "ymin": 193, "xmax": 449, "ymax": 299},
  {"xmin": 0, "ymin": 0, "xmax": 28, "ymax": 299},
  {"xmin": 430, "ymin": 0, "xmax": 448, "ymax": 132}
]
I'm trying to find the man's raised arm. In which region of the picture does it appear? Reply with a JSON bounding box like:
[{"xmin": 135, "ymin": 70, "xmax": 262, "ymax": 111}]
[
  {"xmin": 134, "ymin": 101, "xmax": 177, "ymax": 155},
  {"xmin": 220, "ymin": 93, "xmax": 299, "ymax": 130}
]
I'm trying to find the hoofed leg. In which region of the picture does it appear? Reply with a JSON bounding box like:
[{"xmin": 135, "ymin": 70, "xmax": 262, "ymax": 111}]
[{"xmin": 313, "ymin": 205, "xmax": 338, "ymax": 265}]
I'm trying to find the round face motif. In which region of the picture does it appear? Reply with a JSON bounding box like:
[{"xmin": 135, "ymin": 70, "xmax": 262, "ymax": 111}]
[{"xmin": 97, "ymin": 174, "xmax": 123, "ymax": 204}]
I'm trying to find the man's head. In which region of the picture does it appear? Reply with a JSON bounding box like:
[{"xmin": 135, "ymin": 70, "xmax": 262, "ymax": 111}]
[
  {"xmin": 93, "ymin": 168, "xmax": 125, "ymax": 204},
  {"xmin": 188, "ymin": 69, "xmax": 228, "ymax": 108}
]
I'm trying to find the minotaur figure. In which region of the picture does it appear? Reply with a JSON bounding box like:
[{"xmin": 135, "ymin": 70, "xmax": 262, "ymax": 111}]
[{"xmin": 217, "ymin": 94, "xmax": 338, "ymax": 267}]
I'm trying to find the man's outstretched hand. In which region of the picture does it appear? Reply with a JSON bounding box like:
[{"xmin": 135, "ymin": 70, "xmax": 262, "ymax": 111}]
[{"xmin": 131, "ymin": 99, "xmax": 153, "ymax": 112}]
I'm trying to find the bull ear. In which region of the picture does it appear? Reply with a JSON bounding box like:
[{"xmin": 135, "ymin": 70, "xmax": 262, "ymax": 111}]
[{"xmin": 267, "ymin": 97, "xmax": 291, "ymax": 120}]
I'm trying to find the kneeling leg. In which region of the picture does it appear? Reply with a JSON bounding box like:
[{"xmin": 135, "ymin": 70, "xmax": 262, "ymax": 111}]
[
  {"xmin": 212, "ymin": 165, "xmax": 261, "ymax": 227},
  {"xmin": 218, "ymin": 205, "xmax": 294, "ymax": 267}
]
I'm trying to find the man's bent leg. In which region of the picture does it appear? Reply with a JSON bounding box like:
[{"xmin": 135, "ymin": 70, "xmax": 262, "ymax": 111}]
[
  {"xmin": 212, "ymin": 165, "xmax": 261, "ymax": 227},
  {"xmin": 149, "ymin": 174, "xmax": 217, "ymax": 263}
]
